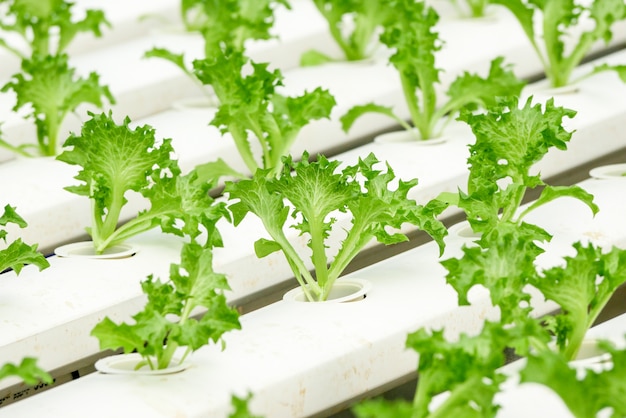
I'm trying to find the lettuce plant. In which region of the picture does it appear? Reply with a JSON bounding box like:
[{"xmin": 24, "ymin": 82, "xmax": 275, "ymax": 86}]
[
  {"xmin": 437, "ymin": 96, "xmax": 597, "ymax": 237},
  {"xmin": 91, "ymin": 240, "xmax": 241, "ymax": 370},
  {"xmin": 521, "ymin": 340, "xmax": 626, "ymax": 418},
  {"xmin": 193, "ymin": 50, "xmax": 336, "ymax": 178},
  {"xmin": 149, "ymin": 2, "xmax": 333, "ymax": 178},
  {"xmin": 1, "ymin": 54, "xmax": 114, "ymax": 157},
  {"xmin": 0, "ymin": 204, "xmax": 49, "ymax": 273},
  {"xmin": 0, "ymin": 358, "xmax": 51, "ymax": 387},
  {"xmin": 225, "ymin": 152, "xmax": 446, "ymax": 302},
  {"xmin": 0, "ymin": 0, "xmax": 109, "ymax": 58},
  {"xmin": 57, "ymin": 112, "xmax": 221, "ymax": 254},
  {"xmin": 352, "ymin": 319, "xmax": 547, "ymax": 418},
  {"xmin": 532, "ymin": 242, "xmax": 626, "ymax": 361},
  {"xmin": 178, "ymin": 0, "xmax": 289, "ymax": 51},
  {"xmin": 0, "ymin": 1, "xmax": 114, "ymax": 157},
  {"xmin": 440, "ymin": 103, "xmax": 625, "ymax": 354},
  {"xmin": 301, "ymin": 0, "xmax": 393, "ymax": 66},
  {"xmin": 0, "ymin": 205, "xmax": 50, "ymax": 386},
  {"xmin": 229, "ymin": 394, "xmax": 263, "ymax": 418},
  {"xmin": 438, "ymin": 96, "xmax": 604, "ymax": 358},
  {"xmin": 145, "ymin": 0, "xmax": 289, "ymax": 96},
  {"xmin": 492, "ymin": 0, "xmax": 626, "ymax": 88},
  {"xmin": 357, "ymin": 224, "xmax": 625, "ymax": 416},
  {"xmin": 340, "ymin": 0, "xmax": 525, "ymax": 141},
  {"xmin": 444, "ymin": 230, "xmax": 626, "ymax": 362},
  {"xmin": 353, "ymin": 234, "xmax": 626, "ymax": 417}
]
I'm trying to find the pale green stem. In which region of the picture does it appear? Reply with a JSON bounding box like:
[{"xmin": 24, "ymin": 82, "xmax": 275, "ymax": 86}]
[
  {"xmin": 228, "ymin": 123, "xmax": 260, "ymax": 175},
  {"xmin": 308, "ymin": 218, "xmax": 330, "ymax": 290},
  {"xmin": 93, "ymin": 187, "xmax": 126, "ymax": 254}
]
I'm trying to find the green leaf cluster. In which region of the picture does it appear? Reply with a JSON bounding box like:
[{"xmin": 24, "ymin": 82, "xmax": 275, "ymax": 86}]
[
  {"xmin": 492, "ymin": 0, "xmax": 626, "ymax": 87},
  {"xmin": 1, "ymin": 54, "xmax": 115, "ymax": 157},
  {"xmin": 228, "ymin": 393, "xmax": 263, "ymax": 418},
  {"xmin": 91, "ymin": 240, "xmax": 241, "ymax": 370},
  {"xmin": 438, "ymin": 96, "xmax": 601, "ymax": 354},
  {"xmin": 57, "ymin": 111, "xmax": 223, "ymax": 253},
  {"xmin": 442, "ymin": 222, "xmax": 548, "ymax": 324},
  {"xmin": 340, "ymin": 0, "xmax": 524, "ymax": 141},
  {"xmin": 180, "ymin": 0, "xmax": 289, "ymax": 51},
  {"xmin": 353, "ymin": 319, "xmax": 546, "ymax": 418},
  {"xmin": 354, "ymin": 229, "xmax": 626, "ymax": 418},
  {"xmin": 225, "ymin": 152, "xmax": 446, "ymax": 302},
  {"xmin": 438, "ymin": 96, "xmax": 597, "ymax": 237},
  {"xmin": 0, "ymin": 357, "xmax": 52, "ymax": 386},
  {"xmin": 193, "ymin": 50, "xmax": 336, "ymax": 178},
  {"xmin": 521, "ymin": 340, "xmax": 626, "ymax": 418},
  {"xmin": 0, "ymin": 0, "xmax": 114, "ymax": 157},
  {"xmin": 0, "ymin": 207, "xmax": 50, "ymax": 387},
  {"xmin": 440, "ymin": 232, "xmax": 626, "ymax": 418},
  {"xmin": 149, "ymin": 2, "xmax": 332, "ymax": 178},
  {"xmin": 0, "ymin": 204, "xmax": 49, "ymax": 274},
  {"xmin": 533, "ymin": 242, "xmax": 626, "ymax": 361},
  {"xmin": 145, "ymin": 0, "xmax": 288, "ymax": 97},
  {"xmin": 301, "ymin": 0, "xmax": 394, "ymax": 65},
  {"xmin": 0, "ymin": 0, "xmax": 109, "ymax": 58}
]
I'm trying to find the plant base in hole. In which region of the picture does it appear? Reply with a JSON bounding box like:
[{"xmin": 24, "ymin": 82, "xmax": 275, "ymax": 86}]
[
  {"xmin": 283, "ymin": 279, "xmax": 372, "ymax": 303},
  {"xmin": 94, "ymin": 353, "xmax": 189, "ymax": 375},
  {"xmin": 54, "ymin": 242, "xmax": 137, "ymax": 259}
]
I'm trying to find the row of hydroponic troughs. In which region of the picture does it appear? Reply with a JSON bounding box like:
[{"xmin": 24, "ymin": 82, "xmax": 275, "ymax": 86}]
[{"xmin": 1, "ymin": 1, "xmax": 626, "ymax": 417}]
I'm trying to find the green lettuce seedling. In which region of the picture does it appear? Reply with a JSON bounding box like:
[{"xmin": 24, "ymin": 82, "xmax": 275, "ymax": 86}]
[
  {"xmin": 521, "ymin": 340, "xmax": 626, "ymax": 418},
  {"xmin": 0, "ymin": 205, "xmax": 51, "ymax": 386},
  {"xmin": 532, "ymin": 242, "xmax": 626, "ymax": 361},
  {"xmin": 340, "ymin": 0, "xmax": 525, "ymax": 141},
  {"xmin": 437, "ymin": 96, "xmax": 598, "ymax": 237},
  {"xmin": 301, "ymin": 0, "xmax": 393, "ymax": 66},
  {"xmin": 442, "ymin": 222, "xmax": 550, "ymax": 327},
  {"xmin": 91, "ymin": 240, "xmax": 241, "ymax": 370},
  {"xmin": 440, "ymin": 237, "xmax": 626, "ymax": 417},
  {"xmin": 193, "ymin": 50, "xmax": 336, "ymax": 178},
  {"xmin": 57, "ymin": 112, "xmax": 221, "ymax": 254},
  {"xmin": 0, "ymin": 358, "xmax": 52, "ymax": 387},
  {"xmin": 352, "ymin": 319, "xmax": 547, "ymax": 418},
  {"xmin": 0, "ymin": 204, "xmax": 49, "ymax": 273},
  {"xmin": 1, "ymin": 54, "xmax": 114, "ymax": 157},
  {"xmin": 229, "ymin": 393, "xmax": 263, "ymax": 418},
  {"xmin": 0, "ymin": 0, "xmax": 109, "ymax": 58},
  {"xmin": 491, "ymin": 0, "xmax": 626, "ymax": 87},
  {"xmin": 443, "ymin": 225, "xmax": 626, "ymax": 364},
  {"xmin": 0, "ymin": 1, "xmax": 114, "ymax": 157},
  {"xmin": 145, "ymin": 0, "xmax": 289, "ymax": 97},
  {"xmin": 179, "ymin": 0, "xmax": 289, "ymax": 51},
  {"xmin": 439, "ymin": 96, "xmax": 600, "ymax": 357},
  {"xmin": 225, "ymin": 152, "xmax": 446, "ymax": 302}
]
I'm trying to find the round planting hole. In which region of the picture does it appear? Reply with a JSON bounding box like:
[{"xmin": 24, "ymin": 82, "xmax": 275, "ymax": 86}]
[
  {"xmin": 374, "ymin": 129, "xmax": 447, "ymax": 145},
  {"xmin": 589, "ymin": 164, "xmax": 626, "ymax": 180},
  {"xmin": 54, "ymin": 242, "xmax": 137, "ymax": 259},
  {"xmin": 95, "ymin": 353, "xmax": 189, "ymax": 375},
  {"xmin": 283, "ymin": 279, "xmax": 372, "ymax": 303}
]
